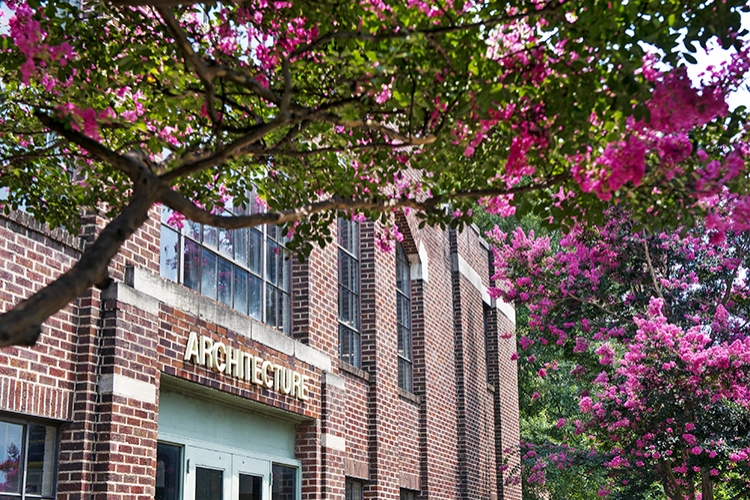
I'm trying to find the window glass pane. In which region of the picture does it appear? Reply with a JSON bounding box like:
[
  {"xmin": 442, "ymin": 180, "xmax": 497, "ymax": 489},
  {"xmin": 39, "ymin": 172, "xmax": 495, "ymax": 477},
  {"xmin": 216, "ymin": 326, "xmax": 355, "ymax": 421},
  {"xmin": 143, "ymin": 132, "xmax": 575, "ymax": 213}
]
[
  {"xmin": 339, "ymin": 252, "xmax": 359, "ymax": 293},
  {"xmin": 25, "ymin": 424, "xmax": 55, "ymax": 497},
  {"xmin": 399, "ymin": 358, "xmax": 413, "ymax": 393},
  {"xmin": 186, "ymin": 220, "xmax": 201, "ymax": 241},
  {"xmin": 339, "ymin": 288, "xmax": 358, "ymax": 329},
  {"xmin": 248, "ymin": 275, "xmax": 262, "ymax": 320},
  {"xmin": 339, "ymin": 325, "xmax": 361, "ymax": 368},
  {"xmin": 281, "ymin": 292, "xmax": 291, "ymax": 335},
  {"xmin": 155, "ymin": 443, "xmax": 181, "ymax": 500},
  {"xmin": 203, "ymin": 224, "xmax": 218, "ymax": 250},
  {"xmin": 195, "ymin": 467, "xmax": 223, "ymax": 500},
  {"xmin": 201, "ymin": 250, "xmax": 218, "ymax": 300},
  {"xmin": 160, "ymin": 226, "xmax": 179, "ymax": 282},
  {"xmin": 235, "ymin": 228, "xmax": 248, "ymax": 265},
  {"xmin": 267, "ymin": 241, "xmax": 279, "ymax": 286},
  {"xmin": 234, "ymin": 268, "xmax": 249, "ymax": 316},
  {"xmin": 183, "ymin": 240, "xmax": 201, "ymax": 292},
  {"xmin": 239, "ymin": 474, "xmax": 262, "ymax": 500},
  {"xmin": 248, "ymin": 229, "xmax": 263, "ymax": 275},
  {"xmin": 218, "ymin": 258, "xmax": 233, "ymax": 307},
  {"xmin": 0, "ymin": 421, "xmax": 23, "ymax": 494},
  {"xmin": 338, "ymin": 218, "xmax": 359, "ymax": 254},
  {"xmin": 219, "ymin": 228, "xmax": 234, "ymax": 259},
  {"xmin": 281, "ymin": 255, "xmax": 290, "ymax": 292},
  {"xmin": 397, "ymin": 295, "xmax": 411, "ymax": 330},
  {"xmin": 161, "ymin": 206, "xmax": 173, "ymax": 224},
  {"xmin": 266, "ymin": 284, "xmax": 278, "ymax": 329},
  {"xmin": 396, "ymin": 244, "xmax": 410, "ymax": 294},
  {"xmin": 271, "ymin": 464, "xmax": 295, "ymax": 500}
]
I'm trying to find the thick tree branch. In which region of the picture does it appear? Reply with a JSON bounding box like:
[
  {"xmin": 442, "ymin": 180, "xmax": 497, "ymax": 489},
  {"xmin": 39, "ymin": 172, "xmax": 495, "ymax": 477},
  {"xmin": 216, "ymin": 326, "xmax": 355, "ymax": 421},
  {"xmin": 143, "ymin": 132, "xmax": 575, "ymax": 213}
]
[
  {"xmin": 35, "ymin": 112, "xmax": 144, "ymax": 181},
  {"xmin": 280, "ymin": 58, "xmax": 293, "ymax": 118},
  {"xmin": 661, "ymin": 460, "xmax": 684, "ymax": 500},
  {"xmin": 160, "ymin": 121, "xmax": 284, "ymax": 182},
  {"xmin": 213, "ymin": 66, "xmax": 285, "ymax": 106},
  {"xmin": 0, "ymin": 170, "xmax": 161, "ymax": 347},
  {"xmin": 158, "ymin": 189, "xmax": 426, "ymax": 229},
  {"xmin": 643, "ymin": 240, "xmax": 664, "ymax": 300},
  {"xmin": 160, "ymin": 174, "xmax": 569, "ymax": 229}
]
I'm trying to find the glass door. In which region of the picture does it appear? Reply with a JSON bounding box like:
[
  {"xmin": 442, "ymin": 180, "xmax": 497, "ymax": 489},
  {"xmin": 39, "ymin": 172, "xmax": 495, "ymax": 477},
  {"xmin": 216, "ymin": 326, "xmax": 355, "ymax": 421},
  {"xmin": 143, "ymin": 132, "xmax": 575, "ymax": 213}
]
[
  {"xmin": 185, "ymin": 447, "xmax": 230, "ymax": 500},
  {"xmin": 183, "ymin": 447, "xmax": 271, "ymax": 500},
  {"xmin": 233, "ymin": 456, "xmax": 269, "ymax": 500}
]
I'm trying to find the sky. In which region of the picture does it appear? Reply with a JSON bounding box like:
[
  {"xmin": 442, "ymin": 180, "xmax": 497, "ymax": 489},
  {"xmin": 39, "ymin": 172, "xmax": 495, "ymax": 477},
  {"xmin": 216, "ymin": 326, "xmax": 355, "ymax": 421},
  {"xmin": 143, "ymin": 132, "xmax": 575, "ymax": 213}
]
[{"xmin": 684, "ymin": 10, "xmax": 750, "ymax": 109}]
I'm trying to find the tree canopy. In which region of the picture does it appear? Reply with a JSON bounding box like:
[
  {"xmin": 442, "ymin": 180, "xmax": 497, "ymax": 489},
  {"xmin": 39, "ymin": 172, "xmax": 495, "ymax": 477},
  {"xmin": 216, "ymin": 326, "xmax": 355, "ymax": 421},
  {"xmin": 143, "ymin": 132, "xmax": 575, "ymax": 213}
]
[
  {"xmin": 0, "ymin": 0, "xmax": 748, "ymax": 346},
  {"xmin": 488, "ymin": 212, "xmax": 750, "ymax": 500}
]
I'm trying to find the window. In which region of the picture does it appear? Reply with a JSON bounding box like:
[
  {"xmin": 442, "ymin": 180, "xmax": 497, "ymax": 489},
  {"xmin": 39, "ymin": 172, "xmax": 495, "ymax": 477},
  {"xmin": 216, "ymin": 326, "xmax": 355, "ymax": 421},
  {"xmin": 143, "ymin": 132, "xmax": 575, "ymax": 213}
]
[
  {"xmin": 395, "ymin": 242, "xmax": 413, "ymax": 392},
  {"xmin": 160, "ymin": 201, "xmax": 292, "ymax": 335},
  {"xmin": 338, "ymin": 217, "xmax": 361, "ymax": 368},
  {"xmin": 345, "ymin": 479, "xmax": 363, "ymax": 500},
  {"xmin": 400, "ymin": 489, "xmax": 417, "ymax": 500},
  {"xmin": 271, "ymin": 464, "xmax": 296, "ymax": 500},
  {"xmin": 155, "ymin": 442, "xmax": 181, "ymax": 500},
  {"xmin": 0, "ymin": 418, "xmax": 57, "ymax": 499}
]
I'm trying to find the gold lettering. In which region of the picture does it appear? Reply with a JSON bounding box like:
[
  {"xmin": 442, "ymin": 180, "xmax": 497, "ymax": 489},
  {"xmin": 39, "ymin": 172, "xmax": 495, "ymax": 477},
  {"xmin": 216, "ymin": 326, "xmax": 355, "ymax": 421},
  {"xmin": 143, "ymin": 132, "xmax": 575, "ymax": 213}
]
[
  {"xmin": 212, "ymin": 343, "xmax": 226, "ymax": 373},
  {"xmin": 281, "ymin": 367, "xmax": 293, "ymax": 395},
  {"xmin": 299, "ymin": 375, "xmax": 310, "ymax": 401},
  {"xmin": 183, "ymin": 331, "xmax": 200, "ymax": 364},
  {"xmin": 227, "ymin": 347, "xmax": 244, "ymax": 379},
  {"xmin": 274, "ymin": 365, "xmax": 283, "ymax": 392},
  {"xmin": 199, "ymin": 336, "xmax": 214, "ymax": 367},
  {"xmin": 262, "ymin": 360, "xmax": 274, "ymax": 389},
  {"xmin": 252, "ymin": 356, "xmax": 263, "ymax": 385},
  {"xmin": 292, "ymin": 372, "xmax": 302, "ymax": 399}
]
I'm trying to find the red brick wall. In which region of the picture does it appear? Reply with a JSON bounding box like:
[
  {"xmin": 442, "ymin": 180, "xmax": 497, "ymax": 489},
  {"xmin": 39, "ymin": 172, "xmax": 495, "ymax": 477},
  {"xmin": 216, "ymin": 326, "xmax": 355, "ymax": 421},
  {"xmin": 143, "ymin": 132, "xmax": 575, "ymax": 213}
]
[{"xmin": 0, "ymin": 206, "xmax": 521, "ymax": 500}]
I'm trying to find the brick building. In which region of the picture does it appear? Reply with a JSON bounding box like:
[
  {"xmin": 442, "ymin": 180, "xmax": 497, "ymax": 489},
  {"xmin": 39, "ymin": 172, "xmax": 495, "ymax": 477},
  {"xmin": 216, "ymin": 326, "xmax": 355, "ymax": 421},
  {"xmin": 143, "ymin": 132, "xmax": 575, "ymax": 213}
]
[{"xmin": 0, "ymin": 205, "xmax": 520, "ymax": 500}]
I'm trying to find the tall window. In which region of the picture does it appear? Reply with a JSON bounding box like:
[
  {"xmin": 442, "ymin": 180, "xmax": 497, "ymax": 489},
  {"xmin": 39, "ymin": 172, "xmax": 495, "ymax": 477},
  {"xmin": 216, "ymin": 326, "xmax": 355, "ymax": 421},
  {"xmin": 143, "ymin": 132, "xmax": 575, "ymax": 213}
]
[
  {"xmin": 338, "ymin": 217, "xmax": 361, "ymax": 368},
  {"xmin": 0, "ymin": 418, "xmax": 57, "ymax": 499},
  {"xmin": 160, "ymin": 202, "xmax": 291, "ymax": 335},
  {"xmin": 345, "ymin": 479, "xmax": 363, "ymax": 500},
  {"xmin": 400, "ymin": 489, "xmax": 417, "ymax": 500},
  {"xmin": 155, "ymin": 443, "xmax": 181, "ymax": 500},
  {"xmin": 395, "ymin": 242, "xmax": 413, "ymax": 392}
]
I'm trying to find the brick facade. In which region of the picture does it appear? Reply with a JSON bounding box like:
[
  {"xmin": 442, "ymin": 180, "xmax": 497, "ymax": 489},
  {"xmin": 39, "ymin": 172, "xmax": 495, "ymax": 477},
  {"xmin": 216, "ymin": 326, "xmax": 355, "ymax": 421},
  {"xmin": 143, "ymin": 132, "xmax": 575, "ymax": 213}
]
[{"xmin": 0, "ymin": 208, "xmax": 520, "ymax": 500}]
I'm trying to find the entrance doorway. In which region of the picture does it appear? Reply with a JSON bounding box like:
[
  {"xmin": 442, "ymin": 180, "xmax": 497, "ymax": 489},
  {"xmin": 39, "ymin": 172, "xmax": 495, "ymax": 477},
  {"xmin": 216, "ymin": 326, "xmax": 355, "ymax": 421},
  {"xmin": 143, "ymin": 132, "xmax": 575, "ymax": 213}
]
[
  {"xmin": 156, "ymin": 443, "xmax": 298, "ymax": 500},
  {"xmin": 184, "ymin": 447, "xmax": 269, "ymax": 500}
]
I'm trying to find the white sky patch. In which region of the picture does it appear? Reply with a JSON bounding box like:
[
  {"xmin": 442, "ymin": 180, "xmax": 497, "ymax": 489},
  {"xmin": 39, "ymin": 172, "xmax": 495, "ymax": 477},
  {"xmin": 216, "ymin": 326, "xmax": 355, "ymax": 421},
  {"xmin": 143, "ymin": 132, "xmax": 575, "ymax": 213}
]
[{"xmin": 683, "ymin": 10, "xmax": 750, "ymax": 110}]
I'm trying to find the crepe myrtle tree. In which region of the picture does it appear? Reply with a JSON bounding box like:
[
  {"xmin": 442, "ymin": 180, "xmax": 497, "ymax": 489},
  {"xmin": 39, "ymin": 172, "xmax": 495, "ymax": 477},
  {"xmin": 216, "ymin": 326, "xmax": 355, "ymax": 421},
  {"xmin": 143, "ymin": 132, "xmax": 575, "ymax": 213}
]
[
  {"xmin": 488, "ymin": 211, "xmax": 750, "ymax": 500},
  {"xmin": 0, "ymin": 0, "xmax": 749, "ymax": 347}
]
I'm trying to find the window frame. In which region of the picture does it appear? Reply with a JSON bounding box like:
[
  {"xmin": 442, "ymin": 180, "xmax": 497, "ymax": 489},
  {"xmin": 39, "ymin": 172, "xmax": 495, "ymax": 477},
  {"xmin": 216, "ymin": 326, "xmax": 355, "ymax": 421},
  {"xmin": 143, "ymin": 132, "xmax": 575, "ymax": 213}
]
[
  {"xmin": 0, "ymin": 414, "xmax": 59, "ymax": 500},
  {"xmin": 337, "ymin": 217, "xmax": 362, "ymax": 368},
  {"xmin": 160, "ymin": 203, "xmax": 292, "ymax": 335},
  {"xmin": 395, "ymin": 242, "xmax": 413, "ymax": 393}
]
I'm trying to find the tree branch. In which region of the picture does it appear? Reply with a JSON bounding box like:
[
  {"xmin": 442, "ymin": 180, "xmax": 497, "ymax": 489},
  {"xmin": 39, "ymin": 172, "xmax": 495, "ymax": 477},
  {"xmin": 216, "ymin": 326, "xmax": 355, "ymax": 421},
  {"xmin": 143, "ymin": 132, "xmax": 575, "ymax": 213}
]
[
  {"xmin": 290, "ymin": 0, "xmax": 566, "ymax": 56},
  {"xmin": 564, "ymin": 293, "xmax": 630, "ymax": 322},
  {"xmin": 279, "ymin": 58, "xmax": 293, "ymax": 118},
  {"xmin": 35, "ymin": 111, "xmax": 145, "ymax": 181},
  {"xmin": 643, "ymin": 240, "xmax": 664, "ymax": 300},
  {"xmin": 158, "ymin": 190, "xmax": 426, "ymax": 229},
  {"xmin": 321, "ymin": 116, "xmax": 436, "ymax": 145},
  {"xmin": 156, "ymin": 6, "xmax": 220, "ymax": 124},
  {"xmin": 160, "ymin": 121, "xmax": 284, "ymax": 182},
  {"xmin": 661, "ymin": 460, "xmax": 684, "ymax": 500},
  {"xmin": 0, "ymin": 170, "xmax": 161, "ymax": 347}
]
